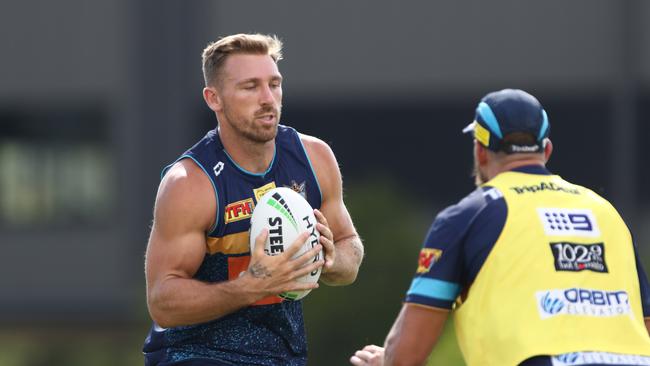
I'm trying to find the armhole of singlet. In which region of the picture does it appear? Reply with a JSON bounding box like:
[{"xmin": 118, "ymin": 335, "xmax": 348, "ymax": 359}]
[
  {"xmin": 163, "ymin": 155, "xmax": 220, "ymax": 234},
  {"xmin": 296, "ymin": 134, "xmax": 323, "ymax": 206}
]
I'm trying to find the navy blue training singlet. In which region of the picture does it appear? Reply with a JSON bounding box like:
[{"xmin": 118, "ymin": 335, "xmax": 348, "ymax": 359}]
[{"xmin": 143, "ymin": 125, "xmax": 322, "ymax": 366}]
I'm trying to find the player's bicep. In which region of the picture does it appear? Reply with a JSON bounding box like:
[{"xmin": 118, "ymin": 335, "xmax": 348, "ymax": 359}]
[
  {"xmin": 146, "ymin": 162, "xmax": 214, "ymax": 287},
  {"xmin": 146, "ymin": 223, "xmax": 206, "ymax": 283}
]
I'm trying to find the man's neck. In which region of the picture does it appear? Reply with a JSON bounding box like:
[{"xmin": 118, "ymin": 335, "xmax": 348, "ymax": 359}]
[
  {"xmin": 488, "ymin": 156, "xmax": 546, "ymax": 180},
  {"xmin": 218, "ymin": 127, "xmax": 275, "ymax": 174},
  {"xmin": 500, "ymin": 158, "xmax": 545, "ymax": 173}
]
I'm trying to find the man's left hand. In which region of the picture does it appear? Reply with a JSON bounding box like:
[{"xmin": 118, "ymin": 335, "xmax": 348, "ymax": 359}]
[{"xmin": 350, "ymin": 345, "xmax": 384, "ymax": 366}]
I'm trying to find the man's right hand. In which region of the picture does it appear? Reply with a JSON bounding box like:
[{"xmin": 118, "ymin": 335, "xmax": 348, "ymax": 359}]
[{"xmin": 246, "ymin": 229, "xmax": 324, "ymax": 299}]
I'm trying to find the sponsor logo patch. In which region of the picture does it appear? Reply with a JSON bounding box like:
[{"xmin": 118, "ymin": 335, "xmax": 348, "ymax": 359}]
[
  {"xmin": 509, "ymin": 144, "xmax": 540, "ymax": 153},
  {"xmin": 417, "ymin": 248, "xmax": 442, "ymax": 274},
  {"xmin": 550, "ymin": 242, "xmax": 608, "ymax": 273},
  {"xmin": 510, "ymin": 182, "xmax": 580, "ymax": 195},
  {"xmin": 551, "ymin": 351, "xmax": 650, "ymax": 366},
  {"xmin": 253, "ymin": 182, "xmax": 276, "ymax": 202},
  {"xmin": 536, "ymin": 288, "xmax": 630, "ymax": 319},
  {"xmin": 537, "ymin": 208, "xmax": 601, "ymax": 237},
  {"xmin": 224, "ymin": 198, "xmax": 255, "ymax": 223}
]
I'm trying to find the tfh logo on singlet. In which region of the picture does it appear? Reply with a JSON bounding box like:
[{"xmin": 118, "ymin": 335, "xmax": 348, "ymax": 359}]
[
  {"xmin": 537, "ymin": 208, "xmax": 601, "ymax": 237},
  {"xmin": 224, "ymin": 198, "xmax": 255, "ymax": 223}
]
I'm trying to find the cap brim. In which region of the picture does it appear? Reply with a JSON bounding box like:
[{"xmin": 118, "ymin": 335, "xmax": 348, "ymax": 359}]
[{"xmin": 462, "ymin": 121, "xmax": 476, "ymax": 134}]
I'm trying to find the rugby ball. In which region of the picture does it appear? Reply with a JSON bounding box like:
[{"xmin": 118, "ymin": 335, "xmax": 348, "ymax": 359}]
[{"xmin": 249, "ymin": 187, "xmax": 321, "ymax": 300}]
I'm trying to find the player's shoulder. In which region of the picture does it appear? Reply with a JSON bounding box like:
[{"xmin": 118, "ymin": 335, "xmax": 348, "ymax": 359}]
[
  {"xmin": 578, "ymin": 184, "xmax": 614, "ymax": 206},
  {"xmin": 297, "ymin": 131, "xmax": 331, "ymax": 156},
  {"xmin": 436, "ymin": 185, "xmax": 504, "ymax": 226},
  {"xmin": 297, "ymin": 132, "xmax": 338, "ymax": 174},
  {"xmin": 162, "ymin": 158, "xmax": 206, "ymax": 185},
  {"xmin": 159, "ymin": 159, "xmax": 214, "ymax": 206},
  {"xmin": 276, "ymin": 124, "xmax": 333, "ymax": 159},
  {"xmin": 546, "ymin": 174, "xmax": 619, "ymax": 212},
  {"xmin": 155, "ymin": 159, "xmax": 215, "ymax": 229},
  {"xmin": 422, "ymin": 186, "xmax": 507, "ymax": 259}
]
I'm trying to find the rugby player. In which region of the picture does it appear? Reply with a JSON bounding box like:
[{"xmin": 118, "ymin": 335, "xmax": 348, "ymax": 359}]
[
  {"xmin": 142, "ymin": 33, "xmax": 364, "ymax": 366},
  {"xmin": 351, "ymin": 89, "xmax": 650, "ymax": 366}
]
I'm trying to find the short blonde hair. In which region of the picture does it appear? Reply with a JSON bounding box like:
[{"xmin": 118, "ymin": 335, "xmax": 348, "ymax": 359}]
[{"xmin": 202, "ymin": 33, "xmax": 283, "ymax": 87}]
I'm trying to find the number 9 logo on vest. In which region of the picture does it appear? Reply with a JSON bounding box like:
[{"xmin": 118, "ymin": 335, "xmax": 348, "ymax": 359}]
[{"xmin": 537, "ymin": 208, "xmax": 601, "ymax": 237}]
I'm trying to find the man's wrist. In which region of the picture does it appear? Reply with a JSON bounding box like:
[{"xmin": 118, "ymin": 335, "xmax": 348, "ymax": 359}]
[{"xmin": 233, "ymin": 270, "xmax": 269, "ymax": 304}]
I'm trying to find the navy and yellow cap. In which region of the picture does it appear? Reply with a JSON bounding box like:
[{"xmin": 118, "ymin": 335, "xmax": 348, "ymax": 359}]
[{"xmin": 463, "ymin": 89, "xmax": 550, "ymax": 154}]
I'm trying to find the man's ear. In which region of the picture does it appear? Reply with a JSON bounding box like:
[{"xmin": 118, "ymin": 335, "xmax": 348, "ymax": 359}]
[
  {"xmin": 475, "ymin": 140, "xmax": 489, "ymax": 165},
  {"xmin": 203, "ymin": 86, "xmax": 222, "ymax": 112},
  {"xmin": 543, "ymin": 138, "xmax": 553, "ymax": 163}
]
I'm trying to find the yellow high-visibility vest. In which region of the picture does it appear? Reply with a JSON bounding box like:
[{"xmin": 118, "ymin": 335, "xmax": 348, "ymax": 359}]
[{"xmin": 454, "ymin": 171, "xmax": 650, "ymax": 366}]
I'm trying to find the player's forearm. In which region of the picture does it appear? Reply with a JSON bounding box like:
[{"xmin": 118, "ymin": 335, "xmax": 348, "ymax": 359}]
[
  {"xmin": 147, "ymin": 274, "xmax": 262, "ymax": 328},
  {"xmin": 645, "ymin": 318, "xmax": 650, "ymax": 335},
  {"xmin": 321, "ymin": 235, "xmax": 364, "ymax": 286},
  {"xmin": 384, "ymin": 323, "xmax": 422, "ymax": 366},
  {"xmin": 383, "ymin": 319, "xmax": 427, "ymax": 366},
  {"xmin": 384, "ymin": 305, "xmax": 447, "ymax": 366}
]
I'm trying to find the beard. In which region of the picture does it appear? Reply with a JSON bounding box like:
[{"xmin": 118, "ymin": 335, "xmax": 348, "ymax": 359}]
[
  {"xmin": 222, "ymin": 104, "xmax": 282, "ymax": 144},
  {"xmin": 472, "ymin": 155, "xmax": 488, "ymax": 187}
]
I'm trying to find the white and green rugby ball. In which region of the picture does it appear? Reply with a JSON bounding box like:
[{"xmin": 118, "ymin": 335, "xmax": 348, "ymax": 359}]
[{"xmin": 249, "ymin": 187, "xmax": 321, "ymax": 300}]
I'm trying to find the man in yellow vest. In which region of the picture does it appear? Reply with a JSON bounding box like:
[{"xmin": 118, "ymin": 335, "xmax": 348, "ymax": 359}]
[{"xmin": 350, "ymin": 89, "xmax": 650, "ymax": 366}]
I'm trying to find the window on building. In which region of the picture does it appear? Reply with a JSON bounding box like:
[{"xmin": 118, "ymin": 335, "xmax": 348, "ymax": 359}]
[{"xmin": 0, "ymin": 103, "xmax": 114, "ymax": 227}]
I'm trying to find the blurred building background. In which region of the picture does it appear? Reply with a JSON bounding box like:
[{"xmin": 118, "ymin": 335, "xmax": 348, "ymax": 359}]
[{"xmin": 1, "ymin": 1, "xmax": 649, "ymax": 365}]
